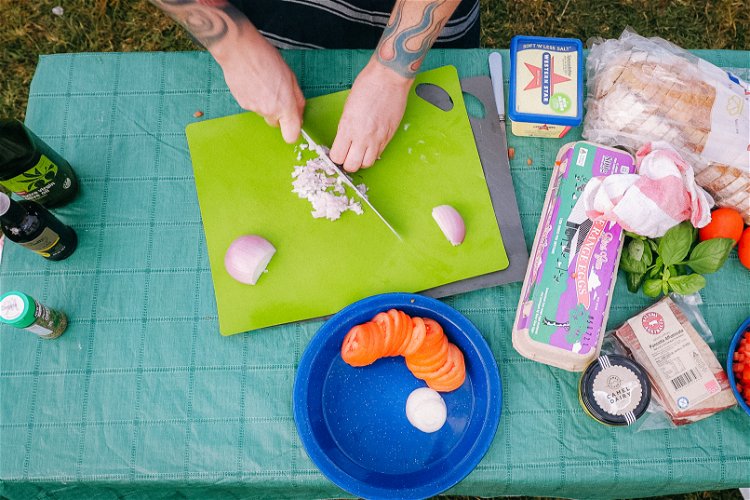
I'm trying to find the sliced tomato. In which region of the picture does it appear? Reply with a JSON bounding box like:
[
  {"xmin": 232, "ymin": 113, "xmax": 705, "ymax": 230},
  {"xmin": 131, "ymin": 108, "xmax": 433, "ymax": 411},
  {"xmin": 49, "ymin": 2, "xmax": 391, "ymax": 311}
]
[
  {"xmin": 406, "ymin": 335, "xmax": 449, "ymax": 372},
  {"xmin": 373, "ymin": 312, "xmax": 397, "ymax": 357},
  {"xmin": 341, "ymin": 323, "xmax": 375, "ymax": 367},
  {"xmin": 402, "ymin": 317, "xmax": 426, "ymax": 356},
  {"xmin": 395, "ymin": 310, "xmax": 414, "ymax": 355},
  {"xmin": 365, "ymin": 321, "xmax": 386, "ymax": 361},
  {"xmin": 386, "ymin": 309, "xmax": 407, "ymax": 356}
]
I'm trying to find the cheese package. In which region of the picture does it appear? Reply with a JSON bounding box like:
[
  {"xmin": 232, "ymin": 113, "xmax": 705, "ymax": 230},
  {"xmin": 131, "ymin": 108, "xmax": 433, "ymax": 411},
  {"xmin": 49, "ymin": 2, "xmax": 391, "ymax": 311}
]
[
  {"xmin": 513, "ymin": 142, "xmax": 636, "ymax": 371},
  {"xmin": 508, "ymin": 35, "xmax": 584, "ymax": 138}
]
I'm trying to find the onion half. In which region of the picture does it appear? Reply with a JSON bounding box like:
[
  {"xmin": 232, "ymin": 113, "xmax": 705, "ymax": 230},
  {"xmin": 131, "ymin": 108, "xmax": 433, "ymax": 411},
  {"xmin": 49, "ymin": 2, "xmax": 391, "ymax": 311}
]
[
  {"xmin": 224, "ymin": 235, "xmax": 276, "ymax": 285},
  {"xmin": 432, "ymin": 205, "xmax": 466, "ymax": 246}
]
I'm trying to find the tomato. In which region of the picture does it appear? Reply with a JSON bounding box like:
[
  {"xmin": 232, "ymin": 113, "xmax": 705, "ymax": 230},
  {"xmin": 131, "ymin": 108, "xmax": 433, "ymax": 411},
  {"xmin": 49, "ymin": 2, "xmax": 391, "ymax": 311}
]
[
  {"xmin": 733, "ymin": 328, "xmax": 750, "ymax": 406},
  {"xmin": 738, "ymin": 227, "xmax": 750, "ymax": 270},
  {"xmin": 699, "ymin": 207, "xmax": 744, "ymax": 244}
]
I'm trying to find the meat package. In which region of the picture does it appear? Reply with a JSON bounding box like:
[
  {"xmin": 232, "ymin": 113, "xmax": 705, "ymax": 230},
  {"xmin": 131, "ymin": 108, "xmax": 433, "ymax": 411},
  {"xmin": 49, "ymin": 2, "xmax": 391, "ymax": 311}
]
[
  {"xmin": 613, "ymin": 297, "xmax": 736, "ymax": 425},
  {"xmin": 583, "ymin": 29, "xmax": 750, "ymax": 224}
]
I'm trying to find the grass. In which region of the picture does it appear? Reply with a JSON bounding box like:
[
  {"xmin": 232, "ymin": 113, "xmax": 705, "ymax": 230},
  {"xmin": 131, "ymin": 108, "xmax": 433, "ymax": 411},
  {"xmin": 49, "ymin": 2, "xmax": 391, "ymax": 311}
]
[
  {"xmin": 1, "ymin": 0, "xmax": 749, "ymax": 120},
  {"xmin": 0, "ymin": 1, "xmax": 747, "ymax": 498}
]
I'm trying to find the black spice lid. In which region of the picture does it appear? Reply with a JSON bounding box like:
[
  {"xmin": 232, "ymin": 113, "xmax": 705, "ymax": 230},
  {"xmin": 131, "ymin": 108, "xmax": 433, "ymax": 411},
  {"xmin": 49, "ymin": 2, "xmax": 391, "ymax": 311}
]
[{"xmin": 579, "ymin": 354, "xmax": 651, "ymax": 426}]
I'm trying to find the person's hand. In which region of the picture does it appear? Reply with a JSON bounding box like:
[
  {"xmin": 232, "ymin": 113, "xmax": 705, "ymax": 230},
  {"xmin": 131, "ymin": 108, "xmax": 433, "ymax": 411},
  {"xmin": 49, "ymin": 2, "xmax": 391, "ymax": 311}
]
[
  {"xmin": 214, "ymin": 34, "xmax": 305, "ymax": 143},
  {"xmin": 329, "ymin": 60, "xmax": 412, "ymax": 172}
]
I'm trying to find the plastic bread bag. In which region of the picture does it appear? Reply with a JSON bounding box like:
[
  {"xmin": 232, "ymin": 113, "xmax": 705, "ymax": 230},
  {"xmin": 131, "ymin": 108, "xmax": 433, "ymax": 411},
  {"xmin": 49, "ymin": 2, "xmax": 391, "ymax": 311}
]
[
  {"xmin": 603, "ymin": 293, "xmax": 736, "ymax": 429},
  {"xmin": 582, "ymin": 28, "xmax": 750, "ymax": 224}
]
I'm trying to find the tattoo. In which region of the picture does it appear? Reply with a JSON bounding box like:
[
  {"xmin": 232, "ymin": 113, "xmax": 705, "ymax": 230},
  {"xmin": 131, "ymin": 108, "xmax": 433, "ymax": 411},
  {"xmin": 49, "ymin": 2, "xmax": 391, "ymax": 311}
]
[
  {"xmin": 149, "ymin": 0, "xmax": 245, "ymax": 48},
  {"xmin": 377, "ymin": 0, "xmax": 450, "ymax": 78}
]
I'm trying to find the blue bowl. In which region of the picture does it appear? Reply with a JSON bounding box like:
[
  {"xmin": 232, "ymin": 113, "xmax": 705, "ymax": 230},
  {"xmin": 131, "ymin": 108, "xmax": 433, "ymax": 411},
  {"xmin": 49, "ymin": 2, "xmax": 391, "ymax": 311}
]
[
  {"xmin": 727, "ymin": 316, "xmax": 750, "ymax": 417},
  {"xmin": 293, "ymin": 293, "xmax": 502, "ymax": 500}
]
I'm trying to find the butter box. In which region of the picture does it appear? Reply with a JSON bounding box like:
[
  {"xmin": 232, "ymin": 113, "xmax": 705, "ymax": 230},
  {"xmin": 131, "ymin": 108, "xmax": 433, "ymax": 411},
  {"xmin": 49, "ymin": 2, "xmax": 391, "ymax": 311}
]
[{"xmin": 509, "ymin": 35, "xmax": 583, "ymax": 138}]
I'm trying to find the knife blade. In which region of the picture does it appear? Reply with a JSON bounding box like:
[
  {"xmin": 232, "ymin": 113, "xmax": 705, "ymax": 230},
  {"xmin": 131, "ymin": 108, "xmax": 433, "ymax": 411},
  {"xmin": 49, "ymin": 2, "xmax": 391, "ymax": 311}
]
[
  {"xmin": 488, "ymin": 52, "xmax": 510, "ymax": 163},
  {"xmin": 300, "ymin": 129, "xmax": 401, "ymax": 240}
]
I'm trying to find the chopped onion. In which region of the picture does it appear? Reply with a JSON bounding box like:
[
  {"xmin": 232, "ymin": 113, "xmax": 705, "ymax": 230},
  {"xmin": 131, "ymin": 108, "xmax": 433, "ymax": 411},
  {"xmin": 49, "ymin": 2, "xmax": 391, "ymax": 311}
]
[
  {"xmin": 224, "ymin": 235, "xmax": 276, "ymax": 285},
  {"xmin": 432, "ymin": 205, "xmax": 466, "ymax": 246},
  {"xmin": 405, "ymin": 387, "xmax": 447, "ymax": 433}
]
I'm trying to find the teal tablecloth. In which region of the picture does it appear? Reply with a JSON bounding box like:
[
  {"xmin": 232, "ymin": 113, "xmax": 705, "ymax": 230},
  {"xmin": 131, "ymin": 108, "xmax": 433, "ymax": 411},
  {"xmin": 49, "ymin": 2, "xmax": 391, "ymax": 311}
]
[{"xmin": 1, "ymin": 49, "xmax": 749, "ymax": 499}]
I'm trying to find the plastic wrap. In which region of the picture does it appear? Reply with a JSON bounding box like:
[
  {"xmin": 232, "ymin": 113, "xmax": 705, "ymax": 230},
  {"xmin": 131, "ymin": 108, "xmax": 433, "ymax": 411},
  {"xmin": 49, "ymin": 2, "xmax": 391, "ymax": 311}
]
[
  {"xmin": 608, "ymin": 294, "xmax": 736, "ymax": 429},
  {"xmin": 583, "ymin": 29, "xmax": 750, "ymax": 223}
]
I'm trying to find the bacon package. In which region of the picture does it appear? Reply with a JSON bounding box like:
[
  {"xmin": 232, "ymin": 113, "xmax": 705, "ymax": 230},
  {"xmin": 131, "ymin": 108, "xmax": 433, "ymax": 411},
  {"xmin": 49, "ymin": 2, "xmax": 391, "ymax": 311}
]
[
  {"xmin": 513, "ymin": 142, "xmax": 636, "ymax": 371},
  {"xmin": 613, "ymin": 296, "xmax": 736, "ymax": 425}
]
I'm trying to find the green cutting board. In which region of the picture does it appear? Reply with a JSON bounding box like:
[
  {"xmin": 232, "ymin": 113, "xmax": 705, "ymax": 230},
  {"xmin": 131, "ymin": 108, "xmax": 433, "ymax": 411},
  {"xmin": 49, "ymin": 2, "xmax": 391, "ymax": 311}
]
[{"xmin": 186, "ymin": 66, "xmax": 508, "ymax": 335}]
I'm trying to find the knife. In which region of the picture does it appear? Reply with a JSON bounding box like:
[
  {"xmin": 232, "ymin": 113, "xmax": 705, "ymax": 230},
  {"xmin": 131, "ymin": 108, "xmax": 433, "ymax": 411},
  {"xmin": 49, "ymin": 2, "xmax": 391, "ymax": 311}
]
[
  {"xmin": 488, "ymin": 52, "xmax": 510, "ymax": 162},
  {"xmin": 299, "ymin": 129, "xmax": 401, "ymax": 240}
]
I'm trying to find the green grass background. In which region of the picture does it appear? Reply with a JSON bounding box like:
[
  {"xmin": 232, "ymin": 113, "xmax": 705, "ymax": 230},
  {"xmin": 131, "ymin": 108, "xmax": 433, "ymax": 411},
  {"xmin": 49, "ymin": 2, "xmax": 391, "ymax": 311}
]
[
  {"xmin": 0, "ymin": 1, "xmax": 747, "ymax": 498},
  {"xmin": 2, "ymin": 0, "xmax": 749, "ymax": 119}
]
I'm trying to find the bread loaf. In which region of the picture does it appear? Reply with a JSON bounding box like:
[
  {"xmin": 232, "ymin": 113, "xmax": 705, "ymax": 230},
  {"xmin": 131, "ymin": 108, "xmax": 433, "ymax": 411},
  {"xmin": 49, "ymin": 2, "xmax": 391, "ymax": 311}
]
[{"xmin": 583, "ymin": 30, "xmax": 749, "ymax": 223}]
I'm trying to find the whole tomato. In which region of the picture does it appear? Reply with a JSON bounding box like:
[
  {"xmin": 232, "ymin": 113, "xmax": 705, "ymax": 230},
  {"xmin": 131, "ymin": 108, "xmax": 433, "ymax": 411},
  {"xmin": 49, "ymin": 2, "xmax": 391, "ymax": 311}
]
[
  {"xmin": 699, "ymin": 207, "xmax": 744, "ymax": 245},
  {"xmin": 738, "ymin": 227, "xmax": 750, "ymax": 270}
]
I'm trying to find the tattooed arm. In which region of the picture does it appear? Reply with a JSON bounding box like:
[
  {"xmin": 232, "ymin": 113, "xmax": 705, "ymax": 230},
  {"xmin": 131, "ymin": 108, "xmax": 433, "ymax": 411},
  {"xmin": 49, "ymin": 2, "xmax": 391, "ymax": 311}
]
[
  {"xmin": 330, "ymin": 1, "xmax": 460, "ymax": 171},
  {"xmin": 149, "ymin": 0, "xmax": 304, "ymax": 143}
]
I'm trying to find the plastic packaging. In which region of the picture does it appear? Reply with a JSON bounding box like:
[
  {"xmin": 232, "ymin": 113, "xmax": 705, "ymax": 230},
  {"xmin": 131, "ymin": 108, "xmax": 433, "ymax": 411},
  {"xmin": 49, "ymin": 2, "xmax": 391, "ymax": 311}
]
[
  {"xmin": 582, "ymin": 29, "xmax": 750, "ymax": 223},
  {"xmin": 512, "ymin": 142, "xmax": 636, "ymax": 371},
  {"xmin": 508, "ymin": 35, "xmax": 583, "ymax": 138},
  {"xmin": 609, "ymin": 294, "xmax": 736, "ymax": 428}
]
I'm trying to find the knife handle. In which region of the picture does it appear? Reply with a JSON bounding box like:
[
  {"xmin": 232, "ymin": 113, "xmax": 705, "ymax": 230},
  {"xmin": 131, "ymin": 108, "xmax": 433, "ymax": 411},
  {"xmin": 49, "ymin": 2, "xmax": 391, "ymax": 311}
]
[{"xmin": 488, "ymin": 52, "xmax": 505, "ymax": 119}]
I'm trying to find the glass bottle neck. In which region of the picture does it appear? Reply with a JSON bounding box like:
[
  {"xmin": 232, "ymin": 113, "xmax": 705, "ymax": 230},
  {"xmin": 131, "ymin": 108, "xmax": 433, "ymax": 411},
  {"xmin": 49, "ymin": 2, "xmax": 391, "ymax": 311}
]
[{"xmin": 0, "ymin": 196, "xmax": 31, "ymax": 225}]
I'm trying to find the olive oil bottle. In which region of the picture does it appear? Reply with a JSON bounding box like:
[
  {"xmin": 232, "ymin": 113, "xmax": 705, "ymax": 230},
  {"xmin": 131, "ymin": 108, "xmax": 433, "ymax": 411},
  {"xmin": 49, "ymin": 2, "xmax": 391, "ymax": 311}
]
[
  {"xmin": 0, "ymin": 192, "xmax": 77, "ymax": 261},
  {"xmin": 0, "ymin": 119, "xmax": 78, "ymax": 207}
]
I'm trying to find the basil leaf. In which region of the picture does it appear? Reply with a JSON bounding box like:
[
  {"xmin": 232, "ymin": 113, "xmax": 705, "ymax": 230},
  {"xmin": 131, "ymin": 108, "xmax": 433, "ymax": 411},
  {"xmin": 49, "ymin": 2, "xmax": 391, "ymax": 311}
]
[
  {"xmin": 648, "ymin": 239, "xmax": 658, "ymax": 252},
  {"xmin": 626, "ymin": 272, "xmax": 645, "ymax": 293},
  {"xmin": 658, "ymin": 222, "xmax": 695, "ymax": 267},
  {"xmin": 643, "ymin": 279, "xmax": 663, "ymax": 297},
  {"xmin": 625, "ymin": 231, "xmax": 645, "ymax": 240},
  {"xmin": 629, "ymin": 239, "xmax": 645, "ymax": 261},
  {"xmin": 663, "ymin": 267, "xmax": 671, "ymax": 281},
  {"xmin": 649, "ymin": 255, "xmax": 664, "ymax": 278},
  {"xmin": 642, "ymin": 241, "xmax": 653, "ymax": 267},
  {"xmin": 668, "ymin": 274, "xmax": 707, "ymax": 295},
  {"xmin": 621, "ymin": 240, "xmax": 648, "ymax": 274},
  {"xmin": 685, "ymin": 238, "xmax": 734, "ymax": 274}
]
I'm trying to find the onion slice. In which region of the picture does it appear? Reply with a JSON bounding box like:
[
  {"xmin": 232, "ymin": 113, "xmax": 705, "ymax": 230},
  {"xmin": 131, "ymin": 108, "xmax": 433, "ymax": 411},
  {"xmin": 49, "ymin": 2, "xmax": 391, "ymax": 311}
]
[
  {"xmin": 432, "ymin": 205, "xmax": 466, "ymax": 246},
  {"xmin": 225, "ymin": 235, "xmax": 276, "ymax": 285},
  {"xmin": 405, "ymin": 387, "xmax": 447, "ymax": 433}
]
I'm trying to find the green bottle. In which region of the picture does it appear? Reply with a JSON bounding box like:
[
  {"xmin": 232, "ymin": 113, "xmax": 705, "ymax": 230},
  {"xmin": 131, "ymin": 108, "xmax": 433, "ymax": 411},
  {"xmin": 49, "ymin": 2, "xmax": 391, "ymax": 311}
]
[
  {"xmin": 0, "ymin": 119, "xmax": 78, "ymax": 207},
  {"xmin": 0, "ymin": 192, "xmax": 77, "ymax": 261}
]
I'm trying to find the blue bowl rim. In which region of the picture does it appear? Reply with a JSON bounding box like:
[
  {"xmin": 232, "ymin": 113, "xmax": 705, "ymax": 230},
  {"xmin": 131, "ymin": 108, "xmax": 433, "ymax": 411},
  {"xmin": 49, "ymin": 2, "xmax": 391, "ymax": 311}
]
[
  {"xmin": 726, "ymin": 316, "xmax": 750, "ymax": 417},
  {"xmin": 292, "ymin": 292, "xmax": 503, "ymax": 500}
]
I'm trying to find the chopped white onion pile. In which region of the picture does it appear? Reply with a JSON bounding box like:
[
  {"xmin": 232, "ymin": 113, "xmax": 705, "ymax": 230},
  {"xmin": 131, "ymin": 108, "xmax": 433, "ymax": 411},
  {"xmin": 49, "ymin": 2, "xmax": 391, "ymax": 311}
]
[
  {"xmin": 224, "ymin": 235, "xmax": 276, "ymax": 285},
  {"xmin": 432, "ymin": 205, "xmax": 466, "ymax": 246},
  {"xmin": 405, "ymin": 387, "xmax": 447, "ymax": 433},
  {"xmin": 291, "ymin": 149, "xmax": 367, "ymax": 221}
]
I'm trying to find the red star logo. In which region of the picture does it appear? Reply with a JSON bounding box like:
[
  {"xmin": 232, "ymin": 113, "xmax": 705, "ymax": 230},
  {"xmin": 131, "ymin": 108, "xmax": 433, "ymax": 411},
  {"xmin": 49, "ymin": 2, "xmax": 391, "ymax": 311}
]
[{"xmin": 524, "ymin": 57, "xmax": 570, "ymax": 92}]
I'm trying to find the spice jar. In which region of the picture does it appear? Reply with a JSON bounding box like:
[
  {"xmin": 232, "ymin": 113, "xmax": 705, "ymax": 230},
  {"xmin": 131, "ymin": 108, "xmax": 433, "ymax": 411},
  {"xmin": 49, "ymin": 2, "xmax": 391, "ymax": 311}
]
[{"xmin": 0, "ymin": 291, "xmax": 68, "ymax": 339}]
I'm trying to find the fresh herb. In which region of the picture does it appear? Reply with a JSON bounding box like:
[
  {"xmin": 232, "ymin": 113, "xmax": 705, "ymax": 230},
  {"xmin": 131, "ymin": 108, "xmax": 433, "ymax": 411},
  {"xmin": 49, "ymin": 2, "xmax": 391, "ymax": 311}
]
[{"xmin": 621, "ymin": 222, "xmax": 734, "ymax": 297}]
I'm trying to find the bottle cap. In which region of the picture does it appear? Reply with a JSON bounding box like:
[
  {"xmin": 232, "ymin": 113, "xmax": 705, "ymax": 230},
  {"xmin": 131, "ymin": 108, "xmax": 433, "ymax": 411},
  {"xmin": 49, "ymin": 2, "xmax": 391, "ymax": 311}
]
[
  {"xmin": 0, "ymin": 192, "xmax": 10, "ymax": 215},
  {"xmin": 0, "ymin": 291, "xmax": 36, "ymax": 328}
]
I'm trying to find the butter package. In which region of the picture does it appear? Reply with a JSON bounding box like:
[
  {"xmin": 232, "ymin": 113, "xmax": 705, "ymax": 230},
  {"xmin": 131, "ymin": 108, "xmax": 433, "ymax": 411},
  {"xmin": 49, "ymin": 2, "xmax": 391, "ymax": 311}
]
[
  {"xmin": 508, "ymin": 35, "xmax": 583, "ymax": 138},
  {"xmin": 513, "ymin": 142, "xmax": 636, "ymax": 371}
]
